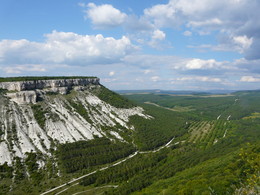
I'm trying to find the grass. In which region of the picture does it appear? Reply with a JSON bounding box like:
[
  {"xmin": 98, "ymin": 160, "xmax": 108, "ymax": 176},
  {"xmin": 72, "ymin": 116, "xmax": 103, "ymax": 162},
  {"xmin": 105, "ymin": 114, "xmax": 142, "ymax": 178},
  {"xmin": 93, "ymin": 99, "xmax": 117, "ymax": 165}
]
[
  {"xmin": 53, "ymin": 184, "xmax": 118, "ymax": 195},
  {"xmin": 243, "ymin": 112, "xmax": 260, "ymax": 120},
  {"xmin": 187, "ymin": 120, "xmax": 230, "ymax": 149},
  {"xmin": 170, "ymin": 105, "xmax": 195, "ymax": 112},
  {"xmin": 144, "ymin": 101, "xmax": 194, "ymax": 112}
]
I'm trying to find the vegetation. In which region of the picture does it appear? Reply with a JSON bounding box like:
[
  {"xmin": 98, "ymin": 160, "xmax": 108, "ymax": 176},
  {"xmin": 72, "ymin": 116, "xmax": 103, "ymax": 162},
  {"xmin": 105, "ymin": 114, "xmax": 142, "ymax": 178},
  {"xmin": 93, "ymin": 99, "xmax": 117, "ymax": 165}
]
[
  {"xmin": 0, "ymin": 89, "xmax": 260, "ymax": 194},
  {"xmin": 243, "ymin": 112, "xmax": 260, "ymax": 119},
  {"xmin": 134, "ymin": 142, "xmax": 260, "ymax": 195},
  {"xmin": 129, "ymin": 104, "xmax": 187, "ymax": 150},
  {"xmin": 79, "ymin": 118, "xmax": 259, "ymax": 195},
  {"xmin": 56, "ymin": 137, "xmax": 136, "ymax": 173},
  {"xmin": 0, "ymin": 76, "xmax": 97, "ymax": 82},
  {"xmin": 68, "ymin": 99, "xmax": 92, "ymax": 124},
  {"xmin": 31, "ymin": 104, "xmax": 47, "ymax": 129},
  {"xmin": 24, "ymin": 153, "xmax": 44, "ymax": 185},
  {"xmin": 0, "ymin": 89, "xmax": 7, "ymax": 94},
  {"xmin": 92, "ymin": 85, "xmax": 136, "ymax": 108},
  {"xmin": 124, "ymin": 91, "xmax": 260, "ymax": 120},
  {"xmin": 0, "ymin": 163, "xmax": 13, "ymax": 179}
]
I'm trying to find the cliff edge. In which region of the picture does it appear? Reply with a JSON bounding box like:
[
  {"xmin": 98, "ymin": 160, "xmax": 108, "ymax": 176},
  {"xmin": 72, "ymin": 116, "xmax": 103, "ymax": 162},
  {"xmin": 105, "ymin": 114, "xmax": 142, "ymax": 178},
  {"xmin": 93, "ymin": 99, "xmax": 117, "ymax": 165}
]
[{"xmin": 0, "ymin": 77, "xmax": 100, "ymax": 104}]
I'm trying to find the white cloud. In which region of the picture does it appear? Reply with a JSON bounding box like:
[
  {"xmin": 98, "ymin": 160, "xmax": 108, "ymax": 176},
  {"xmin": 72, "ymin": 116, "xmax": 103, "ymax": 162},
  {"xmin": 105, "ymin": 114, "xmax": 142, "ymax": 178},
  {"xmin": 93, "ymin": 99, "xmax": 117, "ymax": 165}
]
[
  {"xmin": 240, "ymin": 76, "xmax": 260, "ymax": 82},
  {"xmin": 144, "ymin": 0, "xmax": 260, "ymax": 58},
  {"xmin": 172, "ymin": 58, "xmax": 223, "ymax": 70},
  {"xmin": 233, "ymin": 35, "xmax": 253, "ymax": 52},
  {"xmin": 151, "ymin": 76, "xmax": 160, "ymax": 82},
  {"xmin": 144, "ymin": 0, "xmax": 250, "ymax": 30},
  {"xmin": 186, "ymin": 59, "xmax": 219, "ymax": 69},
  {"xmin": 176, "ymin": 76, "xmax": 222, "ymax": 82},
  {"xmin": 152, "ymin": 29, "xmax": 166, "ymax": 40},
  {"xmin": 143, "ymin": 69, "xmax": 153, "ymax": 74},
  {"xmin": 188, "ymin": 34, "xmax": 253, "ymax": 54},
  {"xmin": 188, "ymin": 18, "xmax": 223, "ymax": 28},
  {"xmin": 85, "ymin": 3, "xmax": 127, "ymax": 29},
  {"xmin": 79, "ymin": 0, "xmax": 260, "ymax": 59},
  {"xmin": 109, "ymin": 71, "xmax": 115, "ymax": 76},
  {"xmin": 148, "ymin": 29, "xmax": 167, "ymax": 48},
  {"xmin": 3, "ymin": 65, "xmax": 46, "ymax": 74},
  {"xmin": 144, "ymin": 2, "xmax": 178, "ymax": 28},
  {"xmin": 0, "ymin": 31, "xmax": 137, "ymax": 66},
  {"xmin": 183, "ymin": 30, "xmax": 192, "ymax": 36}
]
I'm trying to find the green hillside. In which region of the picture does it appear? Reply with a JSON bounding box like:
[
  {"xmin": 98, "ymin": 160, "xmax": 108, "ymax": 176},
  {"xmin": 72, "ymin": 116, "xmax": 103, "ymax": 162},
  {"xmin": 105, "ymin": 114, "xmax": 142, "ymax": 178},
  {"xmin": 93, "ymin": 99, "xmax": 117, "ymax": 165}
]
[{"xmin": 0, "ymin": 89, "xmax": 259, "ymax": 195}]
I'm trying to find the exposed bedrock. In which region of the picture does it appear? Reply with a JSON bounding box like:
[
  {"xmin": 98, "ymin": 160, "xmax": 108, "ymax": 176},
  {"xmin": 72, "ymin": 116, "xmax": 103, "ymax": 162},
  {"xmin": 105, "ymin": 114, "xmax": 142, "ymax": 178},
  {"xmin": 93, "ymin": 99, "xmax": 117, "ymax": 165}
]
[
  {"xmin": 0, "ymin": 78, "xmax": 100, "ymax": 91},
  {"xmin": 0, "ymin": 78, "xmax": 100, "ymax": 104}
]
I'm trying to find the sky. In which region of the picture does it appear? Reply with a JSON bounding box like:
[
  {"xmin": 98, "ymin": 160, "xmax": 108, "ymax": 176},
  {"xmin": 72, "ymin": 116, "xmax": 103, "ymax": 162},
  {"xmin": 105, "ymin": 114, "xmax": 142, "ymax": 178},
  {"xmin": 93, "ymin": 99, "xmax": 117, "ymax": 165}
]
[{"xmin": 0, "ymin": 0, "xmax": 260, "ymax": 91}]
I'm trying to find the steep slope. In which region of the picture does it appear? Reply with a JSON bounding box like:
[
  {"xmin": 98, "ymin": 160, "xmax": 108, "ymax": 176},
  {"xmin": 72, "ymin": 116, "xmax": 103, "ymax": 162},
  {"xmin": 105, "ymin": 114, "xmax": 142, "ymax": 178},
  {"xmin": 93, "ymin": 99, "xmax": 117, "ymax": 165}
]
[
  {"xmin": 0, "ymin": 78, "xmax": 150, "ymax": 166},
  {"xmin": 0, "ymin": 78, "xmax": 189, "ymax": 194}
]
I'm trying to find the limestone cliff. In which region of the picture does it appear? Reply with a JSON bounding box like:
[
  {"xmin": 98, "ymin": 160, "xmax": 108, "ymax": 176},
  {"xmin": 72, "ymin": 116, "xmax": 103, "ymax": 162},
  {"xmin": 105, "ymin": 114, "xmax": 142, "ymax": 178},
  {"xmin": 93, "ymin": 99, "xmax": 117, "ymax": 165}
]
[
  {"xmin": 0, "ymin": 78, "xmax": 100, "ymax": 91},
  {"xmin": 0, "ymin": 78, "xmax": 100, "ymax": 104},
  {"xmin": 0, "ymin": 79, "xmax": 151, "ymax": 165}
]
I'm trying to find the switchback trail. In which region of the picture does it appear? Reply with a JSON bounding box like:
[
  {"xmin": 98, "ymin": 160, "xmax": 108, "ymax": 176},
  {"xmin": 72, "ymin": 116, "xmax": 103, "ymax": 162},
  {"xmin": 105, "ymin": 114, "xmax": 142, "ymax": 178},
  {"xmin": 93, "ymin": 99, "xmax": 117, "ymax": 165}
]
[{"xmin": 41, "ymin": 137, "xmax": 175, "ymax": 195}]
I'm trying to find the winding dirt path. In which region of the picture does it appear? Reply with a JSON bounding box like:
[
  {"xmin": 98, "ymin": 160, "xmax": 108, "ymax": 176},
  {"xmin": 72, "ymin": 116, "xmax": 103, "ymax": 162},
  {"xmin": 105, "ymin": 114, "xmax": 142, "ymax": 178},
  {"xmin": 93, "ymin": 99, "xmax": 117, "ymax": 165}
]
[{"xmin": 41, "ymin": 137, "xmax": 175, "ymax": 195}]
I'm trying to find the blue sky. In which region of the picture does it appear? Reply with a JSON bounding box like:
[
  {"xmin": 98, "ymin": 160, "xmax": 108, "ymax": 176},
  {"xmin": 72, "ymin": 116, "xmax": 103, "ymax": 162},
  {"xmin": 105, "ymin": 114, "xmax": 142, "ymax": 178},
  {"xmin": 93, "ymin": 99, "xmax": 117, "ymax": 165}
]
[{"xmin": 0, "ymin": 0, "xmax": 260, "ymax": 90}]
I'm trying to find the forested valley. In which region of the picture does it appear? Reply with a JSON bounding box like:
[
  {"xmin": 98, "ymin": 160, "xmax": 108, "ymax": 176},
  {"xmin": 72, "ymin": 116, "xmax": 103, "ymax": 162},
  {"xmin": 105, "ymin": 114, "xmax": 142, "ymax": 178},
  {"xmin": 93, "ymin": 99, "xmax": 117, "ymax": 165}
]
[{"xmin": 0, "ymin": 89, "xmax": 259, "ymax": 195}]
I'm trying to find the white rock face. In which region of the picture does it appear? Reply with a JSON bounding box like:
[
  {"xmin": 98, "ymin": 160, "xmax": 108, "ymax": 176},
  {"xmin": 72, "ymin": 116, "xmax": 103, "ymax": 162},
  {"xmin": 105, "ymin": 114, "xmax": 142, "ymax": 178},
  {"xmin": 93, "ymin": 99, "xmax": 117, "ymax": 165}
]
[
  {"xmin": 0, "ymin": 83, "xmax": 151, "ymax": 166},
  {"xmin": 0, "ymin": 78, "xmax": 100, "ymax": 104},
  {"xmin": 6, "ymin": 91, "xmax": 37, "ymax": 104},
  {"xmin": 0, "ymin": 142, "xmax": 12, "ymax": 165},
  {"xmin": 0, "ymin": 78, "xmax": 100, "ymax": 91}
]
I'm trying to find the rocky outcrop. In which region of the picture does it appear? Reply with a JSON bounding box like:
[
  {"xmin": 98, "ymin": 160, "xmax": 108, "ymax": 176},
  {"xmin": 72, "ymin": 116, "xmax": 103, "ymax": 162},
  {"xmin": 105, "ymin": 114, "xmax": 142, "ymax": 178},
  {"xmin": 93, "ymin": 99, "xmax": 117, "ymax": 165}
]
[
  {"xmin": 6, "ymin": 91, "xmax": 37, "ymax": 104},
  {"xmin": 0, "ymin": 88, "xmax": 151, "ymax": 165},
  {"xmin": 0, "ymin": 78, "xmax": 100, "ymax": 91},
  {"xmin": 0, "ymin": 78, "xmax": 100, "ymax": 104}
]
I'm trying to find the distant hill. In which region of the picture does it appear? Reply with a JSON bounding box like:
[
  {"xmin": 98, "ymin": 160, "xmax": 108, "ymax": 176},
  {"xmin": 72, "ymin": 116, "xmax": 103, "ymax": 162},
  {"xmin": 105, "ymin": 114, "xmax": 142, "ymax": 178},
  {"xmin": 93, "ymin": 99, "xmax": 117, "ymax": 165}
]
[{"xmin": 116, "ymin": 89, "xmax": 237, "ymax": 95}]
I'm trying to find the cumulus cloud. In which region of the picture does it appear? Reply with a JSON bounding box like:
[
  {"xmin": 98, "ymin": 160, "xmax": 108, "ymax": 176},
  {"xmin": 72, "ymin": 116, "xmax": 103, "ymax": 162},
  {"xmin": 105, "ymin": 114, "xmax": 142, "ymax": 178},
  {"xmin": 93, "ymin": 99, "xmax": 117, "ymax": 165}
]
[
  {"xmin": 185, "ymin": 59, "xmax": 220, "ymax": 70},
  {"xmin": 84, "ymin": 3, "xmax": 127, "ymax": 29},
  {"xmin": 81, "ymin": 1, "xmax": 260, "ymax": 59},
  {"xmin": 144, "ymin": 0, "xmax": 260, "ymax": 59},
  {"xmin": 171, "ymin": 58, "xmax": 225, "ymax": 71},
  {"xmin": 233, "ymin": 35, "xmax": 253, "ymax": 51},
  {"xmin": 152, "ymin": 29, "xmax": 166, "ymax": 40},
  {"xmin": 81, "ymin": 3, "xmax": 170, "ymax": 49},
  {"xmin": 144, "ymin": 0, "xmax": 253, "ymax": 30},
  {"xmin": 144, "ymin": 2, "xmax": 181, "ymax": 28},
  {"xmin": 189, "ymin": 34, "xmax": 253, "ymax": 54},
  {"xmin": 109, "ymin": 71, "xmax": 115, "ymax": 76},
  {"xmin": 0, "ymin": 31, "xmax": 137, "ymax": 66},
  {"xmin": 239, "ymin": 76, "xmax": 260, "ymax": 82},
  {"xmin": 148, "ymin": 29, "xmax": 167, "ymax": 48}
]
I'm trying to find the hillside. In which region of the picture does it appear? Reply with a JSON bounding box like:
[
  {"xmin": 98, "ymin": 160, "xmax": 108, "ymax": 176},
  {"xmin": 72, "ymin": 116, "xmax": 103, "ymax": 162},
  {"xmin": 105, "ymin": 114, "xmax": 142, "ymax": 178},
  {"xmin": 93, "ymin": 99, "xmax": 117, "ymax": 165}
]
[
  {"xmin": 0, "ymin": 77, "xmax": 187, "ymax": 194},
  {"xmin": 0, "ymin": 80, "xmax": 259, "ymax": 194}
]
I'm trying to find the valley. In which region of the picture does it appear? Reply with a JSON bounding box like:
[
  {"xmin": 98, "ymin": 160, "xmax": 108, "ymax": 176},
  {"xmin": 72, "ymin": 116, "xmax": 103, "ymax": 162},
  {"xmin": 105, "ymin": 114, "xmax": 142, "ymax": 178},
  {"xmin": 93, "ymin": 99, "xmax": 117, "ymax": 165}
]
[{"xmin": 0, "ymin": 78, "xmax": 259, "ymax": 195}]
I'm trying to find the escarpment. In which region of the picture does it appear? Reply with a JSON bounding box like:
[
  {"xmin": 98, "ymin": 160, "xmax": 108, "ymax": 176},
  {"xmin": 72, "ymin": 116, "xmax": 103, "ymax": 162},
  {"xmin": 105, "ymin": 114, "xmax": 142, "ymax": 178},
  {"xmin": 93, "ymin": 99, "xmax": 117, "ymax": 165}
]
[
  {"xmin": 0, "ymin": 78, "xmax": 100, "ymax": 104},
  {"xmin": 0, "ymin": 77, "xmax": 100, "ymax": 91},
  {"xmin": 0, "ymin": 77, "xmax": 151, "ymax": 165}
]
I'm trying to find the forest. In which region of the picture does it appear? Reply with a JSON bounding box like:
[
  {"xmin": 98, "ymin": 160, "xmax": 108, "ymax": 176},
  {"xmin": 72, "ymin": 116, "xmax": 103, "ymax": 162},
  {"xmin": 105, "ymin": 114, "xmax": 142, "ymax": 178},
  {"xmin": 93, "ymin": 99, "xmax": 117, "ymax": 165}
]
[{"xmin": 0, "ymin": 89, "xmax": 259, "ymax": 194}]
